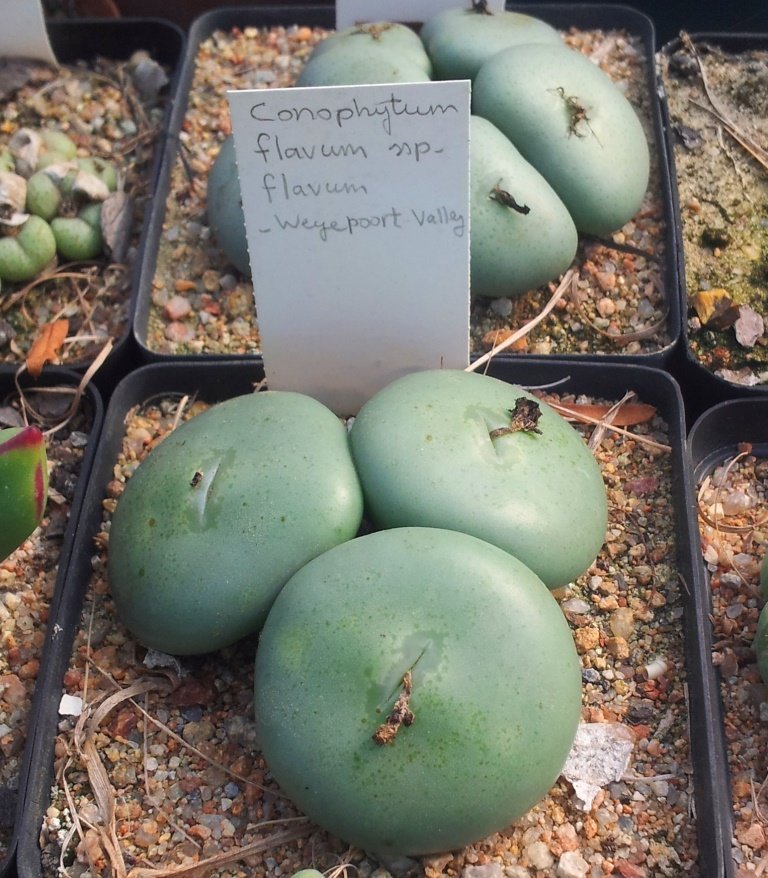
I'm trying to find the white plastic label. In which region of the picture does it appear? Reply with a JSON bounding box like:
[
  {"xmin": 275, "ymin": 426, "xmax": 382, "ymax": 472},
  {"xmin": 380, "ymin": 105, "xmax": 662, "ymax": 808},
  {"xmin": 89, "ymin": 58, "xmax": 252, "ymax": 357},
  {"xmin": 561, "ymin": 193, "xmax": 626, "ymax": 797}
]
[
  {"xmin": 0, "ymin": 0, "xmax": 57, "ymax": 64},
  {"xmin": 336, "ymin": 0, "xmax": 506, "ymax": 28},
  {"xmin": 228, "ymin": 81, "xmax": 471, "ymax": 415}
]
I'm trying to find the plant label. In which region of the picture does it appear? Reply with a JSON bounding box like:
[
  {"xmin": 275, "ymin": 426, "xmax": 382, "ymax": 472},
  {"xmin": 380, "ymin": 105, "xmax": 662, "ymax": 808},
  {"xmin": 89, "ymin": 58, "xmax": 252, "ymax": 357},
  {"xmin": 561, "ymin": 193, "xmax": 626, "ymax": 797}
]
[
  {"xmin": 0, "ymin": 0, "xmax": 57, "ymax": 64},
  {"xmin": 228, "ymin": 81, "xmax": 470, "ymax": 415},
  {"xmin": 336, "ymin": 0, "xmax": 505, "ymax": 28}
]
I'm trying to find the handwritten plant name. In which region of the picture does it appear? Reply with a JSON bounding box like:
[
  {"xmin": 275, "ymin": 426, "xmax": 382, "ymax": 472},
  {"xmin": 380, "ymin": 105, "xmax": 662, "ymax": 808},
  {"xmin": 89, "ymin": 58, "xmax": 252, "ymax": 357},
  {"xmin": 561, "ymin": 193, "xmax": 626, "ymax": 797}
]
[
  {"xmin": 249, "ymin": 92, "xmax": 459, "ymax": 136},
  {"xmin": 247, "ymin": 91, "xmax": 465, "ymax": 243}
]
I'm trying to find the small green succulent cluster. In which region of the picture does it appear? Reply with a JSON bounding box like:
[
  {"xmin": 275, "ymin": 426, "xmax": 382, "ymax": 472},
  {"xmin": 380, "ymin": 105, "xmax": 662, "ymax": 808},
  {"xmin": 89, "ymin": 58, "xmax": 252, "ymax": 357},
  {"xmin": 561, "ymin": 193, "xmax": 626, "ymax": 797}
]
[{"xmin": 0, "ymin": 127, "xmax": 118, "ymax": 289}]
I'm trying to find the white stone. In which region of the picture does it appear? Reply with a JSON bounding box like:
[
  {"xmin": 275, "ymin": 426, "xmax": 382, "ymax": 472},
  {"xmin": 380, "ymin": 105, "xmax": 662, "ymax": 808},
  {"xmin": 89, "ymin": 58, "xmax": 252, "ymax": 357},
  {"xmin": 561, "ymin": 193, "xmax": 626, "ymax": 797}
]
[
  {"xmin": 525, "ymin": 840, "xmax": 554, "ymax": 869},
  {"xmin": 58, "ymin": 693, "xmax": 83, "ymax": 716},
  {"xmin": 556, "ymin": 851, "xmax": 589, "ymax": 878}
]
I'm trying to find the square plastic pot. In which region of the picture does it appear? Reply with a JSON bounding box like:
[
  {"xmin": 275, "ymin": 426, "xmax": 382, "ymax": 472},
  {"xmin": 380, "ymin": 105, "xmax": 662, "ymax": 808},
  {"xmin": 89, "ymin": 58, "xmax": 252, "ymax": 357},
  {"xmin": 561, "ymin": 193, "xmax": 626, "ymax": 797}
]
[
  {"xmin": 0, "ymin": 369, "xmax": 103, "ymax": 878},
  {"xmin": 0, "ymin": 17, "xmax": 186, "ymax": 398},
  {"xmin": 688, "ymin": 398, "xmax": 768, "ymax": 878},
  {"xmin": 659, "ymin": 33, "xmax": 768, "ymax": 423},
  {"xmin": 13, "ymin": 357, "xmax": 727, "ymax": 877},
  {"xmin": 131, "ymin": 4, "xmax": 680, "ymax": 370}
]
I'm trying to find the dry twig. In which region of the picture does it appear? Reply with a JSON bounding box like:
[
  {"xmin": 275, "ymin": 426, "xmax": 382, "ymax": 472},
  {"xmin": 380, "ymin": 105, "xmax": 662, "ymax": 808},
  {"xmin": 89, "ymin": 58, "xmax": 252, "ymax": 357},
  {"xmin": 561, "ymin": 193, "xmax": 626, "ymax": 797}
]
[{"xmin": 467, "ymin": 269, "xmax": 576, "ymax": 373}]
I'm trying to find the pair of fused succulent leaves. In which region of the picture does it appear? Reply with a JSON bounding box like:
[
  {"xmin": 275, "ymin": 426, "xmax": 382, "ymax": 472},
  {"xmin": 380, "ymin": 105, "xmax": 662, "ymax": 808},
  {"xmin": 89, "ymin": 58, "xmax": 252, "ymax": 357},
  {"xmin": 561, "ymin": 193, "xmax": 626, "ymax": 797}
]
[
  {"xmin": 0, "ymin": 425, "xmax": 48, "ymax": 562},
  {"xmin": 0, "ymin": 127, "xmax": 118, "ymax": 289}
]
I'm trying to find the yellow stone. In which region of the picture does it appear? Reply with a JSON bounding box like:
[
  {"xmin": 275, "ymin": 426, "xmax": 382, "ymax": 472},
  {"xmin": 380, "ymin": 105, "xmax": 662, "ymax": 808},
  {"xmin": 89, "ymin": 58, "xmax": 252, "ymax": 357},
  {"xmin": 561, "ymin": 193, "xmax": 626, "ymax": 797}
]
[{"xmin": 689, "ymin": 288, "xmax": 734, "ymax": 325}]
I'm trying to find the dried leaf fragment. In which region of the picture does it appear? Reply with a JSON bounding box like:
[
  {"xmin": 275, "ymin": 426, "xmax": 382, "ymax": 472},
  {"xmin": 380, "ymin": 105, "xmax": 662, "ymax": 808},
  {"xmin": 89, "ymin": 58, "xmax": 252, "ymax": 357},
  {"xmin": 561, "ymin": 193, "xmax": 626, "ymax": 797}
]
[
  {"xmin": 553, "ymin": 402, "xmax": 656, "ymax": 427},
  {"xmin": 373, "ymin": 670, "xmax": 415, "ymax": 745},
  {"xmin": 489, "ymin": 397, "xmax": 542, "ymax": 439},
  {"xmin": 101, "ymin": 190, "xmax": 133, "ymax": 262},
  {"xmin": 625, "ymin": 475, "xmax": 659, "ymax": 496},
  {"xmin": 26, "ymin": 318, "xmax": 69, "ymax": 377},
  {"xmin": 673, "ymin": 123, "xmax": 702, "ymax": 150},
  {"xmin": 128, "ymin": 50, "xmax": 169, "ymax": 102},
  {"xmin": 8, "ymin": 128, "xmax": 41, "ymax": 176},
  {"xmin": 0, "ymin": 171, "xmax": 28, "ymax": 223}
]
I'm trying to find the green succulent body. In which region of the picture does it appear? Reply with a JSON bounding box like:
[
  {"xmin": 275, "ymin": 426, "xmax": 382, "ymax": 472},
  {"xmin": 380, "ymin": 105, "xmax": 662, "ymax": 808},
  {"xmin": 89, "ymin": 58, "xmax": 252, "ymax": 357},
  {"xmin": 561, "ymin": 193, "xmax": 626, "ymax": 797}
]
[
  {"xmin": 76, "ymin": 156, "xmax": 118, "ymax": 192},
  {"xmin": 52, "ymin": 202, "xmax": 103, "ymax": 260},
  {"xmin": 0, "ymin": 426, "xmax": 48, "ymax": 561},
  {"xmin": 0, "ymin": 215, "xmax": 57, "ymax": 282},
  {"xmin": 107, "ymin": 391, "xmax": 364, "ymax": 655},
  {"xmin": 26, "ymin": 170, "xmax": 63, "ymax": 221},
  {"xmin": 207, "ymin": 135, "xmax": 250, "ymax": 276},
  {"xmin": 255, "ymin": 526, "xmax": 582, "ymax": 856},
  {"xmin": 756, "ymin": 603, "xmax": 768, "ymax": 685},
  {"xmin": 40, "ymin": 129, "xmax": 77, "ymax": 161}
]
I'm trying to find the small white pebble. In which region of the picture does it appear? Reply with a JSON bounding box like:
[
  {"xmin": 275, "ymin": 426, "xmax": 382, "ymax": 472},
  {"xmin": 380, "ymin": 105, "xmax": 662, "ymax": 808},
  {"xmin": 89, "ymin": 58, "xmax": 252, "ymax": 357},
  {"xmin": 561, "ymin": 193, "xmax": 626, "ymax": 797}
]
[
  {"xmin": 3, "ymin": 593, "xmax": 21, "ymax": 611},
  {"xmin": 58, "ymin": 694, "xmax": 83, "ymax": 717},
  {"xmin": 556, "ymin": 850, "xmax": 589, "ymax": 878},
  {"xmin": 526, "ymin": 840, "xmax": 554, "ymax": 869}
]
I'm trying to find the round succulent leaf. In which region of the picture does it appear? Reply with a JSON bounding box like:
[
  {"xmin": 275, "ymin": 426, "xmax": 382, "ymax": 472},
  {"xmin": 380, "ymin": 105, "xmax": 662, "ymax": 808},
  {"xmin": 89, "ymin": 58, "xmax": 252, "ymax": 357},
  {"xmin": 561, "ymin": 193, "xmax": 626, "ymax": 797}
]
[
  {"xmin": 349, "ymin": 369, "xmax": 607, "ymax": 588},
  {"xmin": 108, "ymin": 391, "xmax": 364, "ymax": 655},
  {"xmin": 469, "ymin": 115, "xmax": 577, "ymax": 298},
  {"xmin": 0, "ymin": 215, "xmax": 57, "ymax": 282},
  {"xmin": 473, "ymin": 42, "xmax": 650, "ymax": 236},
  {"xmin": 207, "ymin": 135, "xmax": 250, "ymax": 277},
  {"xmin": 255, "ymin": 526, "xmax": 582, "ymax": 857},
  {"xmin": 422, "ymin": 7, "xmax": 562, "ymax": 80}
]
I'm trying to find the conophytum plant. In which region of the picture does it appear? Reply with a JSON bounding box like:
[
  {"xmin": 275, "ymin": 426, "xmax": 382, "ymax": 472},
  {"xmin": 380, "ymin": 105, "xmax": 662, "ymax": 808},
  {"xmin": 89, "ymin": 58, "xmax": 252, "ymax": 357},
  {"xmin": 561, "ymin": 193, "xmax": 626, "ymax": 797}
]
[{"xmin": 0, "ymin": 425, "xmax": 48, "ymax": 561}]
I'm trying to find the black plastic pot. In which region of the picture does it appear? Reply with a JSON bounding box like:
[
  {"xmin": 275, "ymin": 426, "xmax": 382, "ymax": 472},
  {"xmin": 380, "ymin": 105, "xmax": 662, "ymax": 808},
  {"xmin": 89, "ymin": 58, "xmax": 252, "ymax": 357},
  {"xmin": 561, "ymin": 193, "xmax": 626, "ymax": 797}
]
[
  {"xmin": 688, "ymin": 398, "xmax": 768, "ymax": 878},
  {"xmin": 132, "ymin": 4, "xmax": 680, "ymax": 369},
  {"xmin": 15, "ymin": 358, "xmax": 725, "ymax": 877},
  {"xmin": 0, "ymin": 369, "xmax": 104, "ymax": 878},
  {"xmin": 0, "ymin": 17, "xmax": 186, "ymax": 399},
  {"xmin": 659, "ymin": 33, "xmax": 768, "ymax": 424}
]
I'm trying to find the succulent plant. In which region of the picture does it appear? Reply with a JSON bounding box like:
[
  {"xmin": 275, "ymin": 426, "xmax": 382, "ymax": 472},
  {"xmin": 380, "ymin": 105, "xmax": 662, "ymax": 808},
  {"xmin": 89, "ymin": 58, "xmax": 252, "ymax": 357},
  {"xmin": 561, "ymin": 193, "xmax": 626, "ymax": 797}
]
[
  {"xmin": 0, "ymin": 214, "xmax": 57, "ymax": 282},
  {"xmin": 51, "ymin": 201, "xmax": 103, "ymax": 260},
  {"xmin": 0, "ymin": 425, "xmax": 48, "ymax": 561},
  {"xmin": 38, "ymin": 129, "xmax": 78, "ymax": 165},
  {"xmin": 0, "ymin": 126, "xmax": 119, "ymax": 285},
  {"xmin": 26, "ymin": 170, "xmax": 62, "ymax": 221}
]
